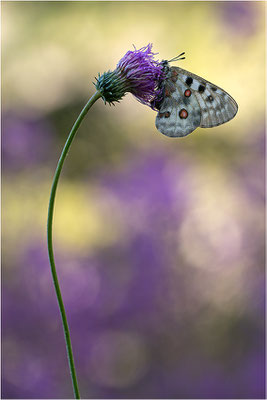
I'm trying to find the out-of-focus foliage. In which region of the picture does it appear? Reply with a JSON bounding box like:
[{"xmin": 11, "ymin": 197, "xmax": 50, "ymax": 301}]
[{"xmin": 2, "ymin": 2, "xmax": 265, "ymax": 399}]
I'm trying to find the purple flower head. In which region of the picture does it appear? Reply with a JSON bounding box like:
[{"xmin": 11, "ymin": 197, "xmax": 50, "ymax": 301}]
[{"xmin": 95, "ymin": 44, "xmax": 165, "ymax": 108}]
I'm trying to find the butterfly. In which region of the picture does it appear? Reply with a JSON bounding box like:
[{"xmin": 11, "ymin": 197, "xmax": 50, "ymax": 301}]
[{"xmin": 154, "ymin": 52, "xmax": 238, "ymax": 138}]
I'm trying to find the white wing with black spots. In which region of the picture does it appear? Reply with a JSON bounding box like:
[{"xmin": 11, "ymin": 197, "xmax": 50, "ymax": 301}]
[{"xmin": 155, "ymin": 63, "xmax": 238, "ymax": 138}]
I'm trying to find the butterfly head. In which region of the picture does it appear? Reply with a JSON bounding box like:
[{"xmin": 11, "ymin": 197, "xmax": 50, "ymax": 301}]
[
  {"xmin": 160, "ymin": 51, "xmax": 185, "ymax": 72},
  {"xmin": 160, "ymin": 60, "xmax": 170, "ymax": 75}
]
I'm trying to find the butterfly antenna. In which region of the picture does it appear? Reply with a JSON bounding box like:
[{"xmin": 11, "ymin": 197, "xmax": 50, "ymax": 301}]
[{"xmin": 168, "ymin": 52, "xmax": 185, "ymax": 63}]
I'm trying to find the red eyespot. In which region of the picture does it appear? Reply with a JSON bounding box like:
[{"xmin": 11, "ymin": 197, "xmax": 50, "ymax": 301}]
[
  {"xmin": 179, "ymin": 109, "xmax": 188, "ymax": 119},
  {"xmin": 184, "ymin": 89, "xmax": 191, "ymax": 97}
]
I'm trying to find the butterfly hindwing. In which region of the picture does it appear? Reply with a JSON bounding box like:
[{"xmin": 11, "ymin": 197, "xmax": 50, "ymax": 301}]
[
  {"xmin": 155, "ymin": 73, "xmax": 201, "ymax": 137},
  {"xmin": 155, "ymin": 64, "xmax": 238, "ymax": 137}
]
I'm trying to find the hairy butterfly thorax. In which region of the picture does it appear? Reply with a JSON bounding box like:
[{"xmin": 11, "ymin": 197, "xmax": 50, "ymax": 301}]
[{"xmin": 153, "ymin": 52, "xmax": 238, "ymax": 138}]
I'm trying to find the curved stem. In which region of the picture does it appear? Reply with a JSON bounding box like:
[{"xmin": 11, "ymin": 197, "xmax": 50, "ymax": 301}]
[{"xmin": 47, "ymin": 91, "xmax": 102, "ymax": 399}]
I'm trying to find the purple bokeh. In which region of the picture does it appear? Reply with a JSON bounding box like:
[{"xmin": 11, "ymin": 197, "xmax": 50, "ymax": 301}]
[
  {"xmin": 2, "ymin": 113, "xmax": 54, "ymax": 171},
  {"xmin": 2, "ymin": 147, "xmax": 265, "ymax": 398}
]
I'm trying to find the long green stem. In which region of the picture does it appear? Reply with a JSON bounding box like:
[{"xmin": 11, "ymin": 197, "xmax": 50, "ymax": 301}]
[{"xmin": 47, "ymin": 91, "xmax": 101, "ymax": 399}]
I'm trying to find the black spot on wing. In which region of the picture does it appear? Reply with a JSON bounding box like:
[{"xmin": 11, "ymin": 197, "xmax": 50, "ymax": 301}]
[
  {"xmin": 185, "ymin": 77, "xmax": 193, "ymax": 86},
  {"xmin": 198, "ymin": 84, "xmax": 205, "ymax": 93}
]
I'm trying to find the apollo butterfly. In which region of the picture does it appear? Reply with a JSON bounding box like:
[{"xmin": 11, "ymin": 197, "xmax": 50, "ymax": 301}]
[{"xmin": 154, "ymin": 52, "xmax": 238, "ymax": 137}]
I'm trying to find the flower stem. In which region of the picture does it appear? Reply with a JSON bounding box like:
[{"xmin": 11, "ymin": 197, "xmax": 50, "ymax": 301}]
[{"xmin": 47, "ymin": 91, "xmax": 101, "ymax": 399}]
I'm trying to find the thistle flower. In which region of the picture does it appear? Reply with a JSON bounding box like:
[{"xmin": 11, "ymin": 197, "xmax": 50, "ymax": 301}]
[{"xmin": 95, "ymin": 44, "xmax": 165, "ymax": 108}]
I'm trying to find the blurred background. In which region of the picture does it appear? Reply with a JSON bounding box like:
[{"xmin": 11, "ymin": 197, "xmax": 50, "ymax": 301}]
[{"xmin": 2, "ymin": 1, "xmax": 265, "ymax": 399}]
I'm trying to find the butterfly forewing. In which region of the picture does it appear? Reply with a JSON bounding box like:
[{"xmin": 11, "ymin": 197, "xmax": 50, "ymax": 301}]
[{"xmin": 155, "ymin": 64, "xmax": 238, "ymax": 138}]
